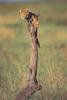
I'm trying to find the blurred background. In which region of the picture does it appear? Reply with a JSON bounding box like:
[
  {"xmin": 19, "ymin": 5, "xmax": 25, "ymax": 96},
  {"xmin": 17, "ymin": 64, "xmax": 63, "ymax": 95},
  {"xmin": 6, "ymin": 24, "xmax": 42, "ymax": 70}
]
[
  {"xmin": 0, "ymin": 0, "xmax": 67, "ymax": 100},
  {"xmin": 0, "ymin": 0, "xmax": 67, "ymax": 2}
]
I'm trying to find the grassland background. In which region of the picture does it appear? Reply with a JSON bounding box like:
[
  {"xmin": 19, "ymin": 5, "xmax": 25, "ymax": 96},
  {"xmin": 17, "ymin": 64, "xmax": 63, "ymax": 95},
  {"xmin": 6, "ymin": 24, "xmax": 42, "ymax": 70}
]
[{"xmin": 0, "ymin": 2, "xmax": 67, "ymax": 100}]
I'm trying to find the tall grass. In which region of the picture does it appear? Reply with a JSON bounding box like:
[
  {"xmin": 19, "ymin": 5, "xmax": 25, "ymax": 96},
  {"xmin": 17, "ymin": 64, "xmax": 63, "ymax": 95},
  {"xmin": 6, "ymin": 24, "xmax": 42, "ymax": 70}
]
[{"xmin": 0, "ymin": 3, "xmax": 67, "ymax": 100}]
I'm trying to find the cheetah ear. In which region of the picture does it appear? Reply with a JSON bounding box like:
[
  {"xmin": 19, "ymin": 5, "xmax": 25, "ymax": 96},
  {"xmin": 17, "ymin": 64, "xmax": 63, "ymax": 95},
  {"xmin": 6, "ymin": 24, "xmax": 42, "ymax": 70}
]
[
  {"xmin": 26, "ymin": 8, "xmax": 29, "ymax": 11},
  {"xmin": 25, "ymin": 9, "xmax": 30, "ymax": 15},
  {"xmin": 25, "ymin": 9, "xmax": 30, "ymax": 13}
]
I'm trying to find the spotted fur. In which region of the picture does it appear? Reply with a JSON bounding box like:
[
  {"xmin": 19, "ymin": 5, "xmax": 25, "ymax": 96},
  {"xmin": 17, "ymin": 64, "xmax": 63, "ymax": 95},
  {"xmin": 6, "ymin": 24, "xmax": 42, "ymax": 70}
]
[{"xmin": 19, "ymin": 9, "xmax": 40, "ymax": 48}]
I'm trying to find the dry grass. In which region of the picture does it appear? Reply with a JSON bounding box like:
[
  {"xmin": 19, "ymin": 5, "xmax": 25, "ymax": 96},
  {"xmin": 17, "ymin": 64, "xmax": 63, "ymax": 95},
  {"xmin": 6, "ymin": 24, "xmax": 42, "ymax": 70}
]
[
  {"xmin": 0, "ymin": 27, "xmax": 15, "ymax": 38},
  {"xmin": 0, "ymin": 3, "xmax": 67, "ymax": 100}
]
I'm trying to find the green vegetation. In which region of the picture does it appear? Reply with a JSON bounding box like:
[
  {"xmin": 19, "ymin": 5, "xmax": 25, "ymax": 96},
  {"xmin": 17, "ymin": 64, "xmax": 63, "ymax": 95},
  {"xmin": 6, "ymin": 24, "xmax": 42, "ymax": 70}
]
[{"xmin": 0, "ymin": 3, "xmax": 67, "ymax": 100}]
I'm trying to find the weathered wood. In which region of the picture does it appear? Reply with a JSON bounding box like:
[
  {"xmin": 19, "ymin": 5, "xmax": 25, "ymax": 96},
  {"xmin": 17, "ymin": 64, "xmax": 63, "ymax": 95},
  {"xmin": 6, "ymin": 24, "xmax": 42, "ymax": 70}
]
[{"xmin": 28, "ymin": 27, "xmax": 38, "ymax": 85}]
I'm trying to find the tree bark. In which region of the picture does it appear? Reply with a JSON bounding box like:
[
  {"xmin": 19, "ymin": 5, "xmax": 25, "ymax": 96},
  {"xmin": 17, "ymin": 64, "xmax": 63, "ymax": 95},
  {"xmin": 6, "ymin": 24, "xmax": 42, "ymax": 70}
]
[
  {"xmin": 15, "ymin": 25, "xmax": 41, "ymax": 100},
  {"xmin": 28, "ymin": 28, "xmax": 38, "ymax": 85},
  {"xmin": 27, "ymin": 25, "xmax": 41, "ymax": 92}
]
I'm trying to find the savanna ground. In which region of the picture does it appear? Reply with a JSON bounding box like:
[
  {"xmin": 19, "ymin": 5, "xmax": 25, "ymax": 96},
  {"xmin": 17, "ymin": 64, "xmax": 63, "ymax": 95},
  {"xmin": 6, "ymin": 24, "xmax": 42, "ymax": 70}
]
[{"xmin": 0, "ymin": 2, "xmax": 67, "ymax": 100}]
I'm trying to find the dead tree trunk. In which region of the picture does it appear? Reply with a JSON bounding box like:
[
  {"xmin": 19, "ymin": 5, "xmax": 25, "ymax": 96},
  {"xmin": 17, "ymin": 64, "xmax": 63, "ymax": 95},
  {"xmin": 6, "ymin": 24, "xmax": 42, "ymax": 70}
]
[
  {"xmin": 29, "ymin": 29, "xmax": 38, "ymax": 85},
  {"xmin": 28, "ymin": 26, "xmax": 41, "ymax": 91},
  {"xmin": 15, "ymin": 25, "xmax": 41, "ymax": 100}
]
